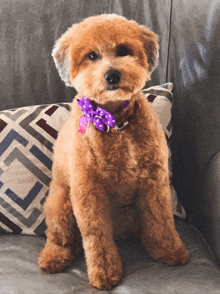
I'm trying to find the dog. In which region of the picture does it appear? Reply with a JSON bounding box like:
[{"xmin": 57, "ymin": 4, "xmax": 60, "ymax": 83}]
[{"xmin": 38, "ymin": 14, "xmax": 189, "ymax": 290}]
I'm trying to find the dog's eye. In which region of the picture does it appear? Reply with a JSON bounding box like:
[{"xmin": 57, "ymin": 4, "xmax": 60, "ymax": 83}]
[
  {"xmin": 88, "ymin": 52, "xmax": 100, "ymax": 61},
  {"xmin": 117, "ymin": 46, "xmax": 131, "ymax": 57}
]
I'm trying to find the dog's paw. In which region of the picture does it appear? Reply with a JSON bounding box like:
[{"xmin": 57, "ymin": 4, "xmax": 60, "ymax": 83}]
[
  {"xmin": 165, "ymin": 246, "xmax": 190, "ymax": 266},
  {"xmin": 150, "ymin": 244, "xmax": 190, "ymax": 266},
  {"xmin": 89, "ymin": 263, "xmax": 122, "ymax": 290},
  {"xmin": 88, "ymin": 252, "xmax": 123, "ymax": 290},
  {"xmin": 38, "ymin": 242, "xmax": 73, "ymax": 273}
]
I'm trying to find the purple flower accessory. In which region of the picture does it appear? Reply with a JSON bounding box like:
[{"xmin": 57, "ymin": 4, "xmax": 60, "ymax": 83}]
[{"xmin": 77, "ymin": 97, "xmax": 116, "ymax": 132}]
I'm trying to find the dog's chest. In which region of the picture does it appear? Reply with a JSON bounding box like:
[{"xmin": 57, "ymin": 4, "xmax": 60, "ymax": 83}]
[
  {"xmin": 96, "ymin": 134, "xmax": 140, "ymax": 185},
  {"xmin": 87, "ymin": 131, "xmax": 146, "ymax": 206},
  {"xmin": 82, "ymin": 127, "xmax": 151, "ymax": 239}
]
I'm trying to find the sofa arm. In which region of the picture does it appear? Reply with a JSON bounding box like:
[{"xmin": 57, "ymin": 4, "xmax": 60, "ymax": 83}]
[{"xmin": 201, "ymin": 151, "xmax": 220, "ymax": 264}]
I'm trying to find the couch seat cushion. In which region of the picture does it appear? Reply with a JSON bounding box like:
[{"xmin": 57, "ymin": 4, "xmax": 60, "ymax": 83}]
[{"xmin": 1, "ymin": 221, "xmax": 220, "ymax": 294}]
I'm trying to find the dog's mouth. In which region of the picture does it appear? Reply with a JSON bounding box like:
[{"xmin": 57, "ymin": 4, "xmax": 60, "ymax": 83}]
[{"xmin": 107, "ymin": 84, "xmax": 120, "ymax": 91}]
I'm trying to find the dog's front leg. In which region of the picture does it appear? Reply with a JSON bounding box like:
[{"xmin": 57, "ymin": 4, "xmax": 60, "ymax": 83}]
[
  {"xmin": 70, "ymin": 181, "xmax": 122, "ymax": 290},
  {"xmin": 38, "ymin": 178, "xmax": 83, "ymax": 273},
  {"xmin": 138, "ymin": 170, "xmax": 190, "ymax": 266}
]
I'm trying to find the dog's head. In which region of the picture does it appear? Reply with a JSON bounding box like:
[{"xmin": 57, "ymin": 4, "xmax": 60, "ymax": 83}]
[{"xmin": 52, "ymin": 14, "xmax": 159, "ymax": 104}]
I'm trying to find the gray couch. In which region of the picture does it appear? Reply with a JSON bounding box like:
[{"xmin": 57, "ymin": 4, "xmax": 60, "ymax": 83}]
[{"xmin": 1, "ymin": 0, "xmax": 220, "ymax": 293}]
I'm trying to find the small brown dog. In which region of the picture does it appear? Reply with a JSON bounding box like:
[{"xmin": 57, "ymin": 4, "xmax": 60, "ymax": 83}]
[{"xmin": 38, "ymin": 14, "xmax": 189, "ymax": 290}]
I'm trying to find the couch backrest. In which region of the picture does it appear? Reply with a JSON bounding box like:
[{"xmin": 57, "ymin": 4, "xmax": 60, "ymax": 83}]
[
  {"xmin": 0, "ymin": 0, "xmax": 171, "ymax": 111},
  {"xmin": 168, "ymin": 0, "xmax": 220, "ymax": 224}
]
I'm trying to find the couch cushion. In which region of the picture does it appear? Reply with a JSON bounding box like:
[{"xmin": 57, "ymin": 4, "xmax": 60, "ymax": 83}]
[
  {"xmin": 0, "ymin": 103, "xmax": 71, "ymax": 235},
  {"xmin": 1, "ymin": 221, "xmax": 220, "ymax": 294},
  {"xmin": 0, "ymin": 84, "xmax": 185, "ymax": 235}
]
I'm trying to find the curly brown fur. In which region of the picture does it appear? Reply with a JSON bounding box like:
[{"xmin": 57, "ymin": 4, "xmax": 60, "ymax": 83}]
[{"xmin": 38, "ymin": 14, "xmax": 189, "ymax": 290}]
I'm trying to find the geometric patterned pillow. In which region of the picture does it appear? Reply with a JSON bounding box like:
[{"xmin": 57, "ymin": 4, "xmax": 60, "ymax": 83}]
[
  {"xmin": 0, "ymin": 83, "xmax": 185, "ymax": 236},
  {"xmin": 0, "ymin": 103, "xmax": 71, "ymax": 235}
]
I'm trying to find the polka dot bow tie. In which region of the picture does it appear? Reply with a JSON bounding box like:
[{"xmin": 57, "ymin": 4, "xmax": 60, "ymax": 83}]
[{"xmin": 77, "ymin": 97, "xmax": 116, "ymax": 132}]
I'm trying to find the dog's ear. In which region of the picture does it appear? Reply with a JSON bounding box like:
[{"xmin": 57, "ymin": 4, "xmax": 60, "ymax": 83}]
[
  {"xmin": 139, "ymin": 26, "xmax": 159, "ymax": 76},
  {"xmin": 52, "ymin": 30, "xmax": 74, "ymax": 87}
]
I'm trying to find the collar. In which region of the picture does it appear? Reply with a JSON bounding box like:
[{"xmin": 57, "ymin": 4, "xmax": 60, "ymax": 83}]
[
  {"xmin": 111, "ymin": 100, "xmax": 139, "ymax": 133},
  {"xmin": 77, "ymin": 96, "xmax": 139, "ymax": 133}
]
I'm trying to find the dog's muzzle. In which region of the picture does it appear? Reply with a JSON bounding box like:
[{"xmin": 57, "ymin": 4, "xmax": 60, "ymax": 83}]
[{"xmin": 105, "ymin": 70, "xmax": 121, "ymax": 90}]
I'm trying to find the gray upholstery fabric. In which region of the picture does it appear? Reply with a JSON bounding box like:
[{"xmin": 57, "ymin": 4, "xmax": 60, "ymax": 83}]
[
  {"xmin": 168, "ymin": 0, "xmax": 220, "ymax": 219},
  {"xmin": 0, "ymin": 0, "xmax": 170, "ymax": 111},
  {"xmin": 1, "ymin": 221, "xmax": 220, "ymax": 294},
  {"xmin": 167, "ymin": 0, "xmax": 220, "ymax": 263},
  {"xmin": 202, "ymin": 152, "xmax": 220, "ymax": 265}
]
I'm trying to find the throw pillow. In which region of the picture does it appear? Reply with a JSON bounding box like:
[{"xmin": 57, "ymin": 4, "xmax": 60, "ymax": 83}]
[
  {"xmin": 0, "ymin": 83, "xmax": 185, "ymax": 236},
  {"xmin": 0, "ymin": 103, "xmax": 71, "ymax": 235}
]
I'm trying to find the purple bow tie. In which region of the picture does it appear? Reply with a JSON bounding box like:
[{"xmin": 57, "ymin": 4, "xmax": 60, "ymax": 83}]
[{"xmin": 77, "ymin": 97, "xmax": 116, "ymax": 132}]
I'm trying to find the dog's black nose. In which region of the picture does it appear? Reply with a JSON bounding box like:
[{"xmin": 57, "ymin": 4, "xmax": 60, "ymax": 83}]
[{"xmin": 104, "ymin": 70, "xmax": 121, "ymax": 85}]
